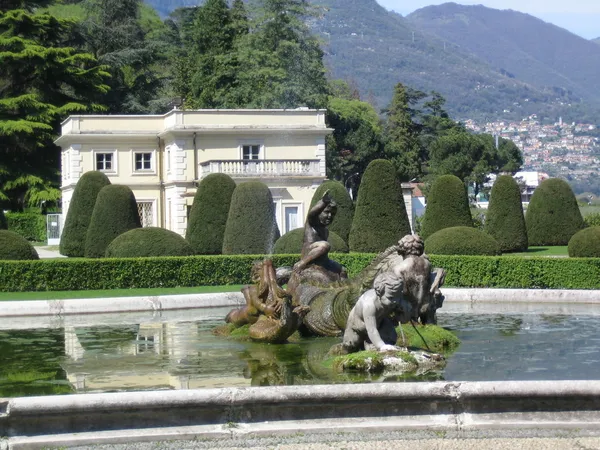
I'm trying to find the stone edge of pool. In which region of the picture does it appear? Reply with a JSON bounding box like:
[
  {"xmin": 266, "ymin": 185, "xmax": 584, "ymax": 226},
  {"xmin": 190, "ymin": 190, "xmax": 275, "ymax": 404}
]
[
  {"xmin": 3, "ymin": 380, "xmax": 600, "ymax": 449},
  {"xmin": 0, "ymin": 288, "xmax": 598, "ymax": 317}
]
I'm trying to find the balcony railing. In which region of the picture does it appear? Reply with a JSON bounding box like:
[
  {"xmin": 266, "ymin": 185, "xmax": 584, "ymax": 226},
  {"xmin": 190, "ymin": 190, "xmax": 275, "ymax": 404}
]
[{"xmin": 199, "ymin": 159, "xmax": 322, "ymax": 179}]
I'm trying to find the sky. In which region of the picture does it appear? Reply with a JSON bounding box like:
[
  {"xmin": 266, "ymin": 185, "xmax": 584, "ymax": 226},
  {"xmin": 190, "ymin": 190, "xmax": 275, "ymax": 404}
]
[{"xmin": 377, "ymin": 0, "xmax": 600, "ymax": 39}]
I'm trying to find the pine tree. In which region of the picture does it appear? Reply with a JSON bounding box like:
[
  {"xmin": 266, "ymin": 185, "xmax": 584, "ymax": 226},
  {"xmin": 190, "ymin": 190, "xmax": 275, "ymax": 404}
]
[
  {"xmin": 0, "ymin": 5, "xmax": 109, "ymax": 209},
  {"xmin": 384, "ymin": 83, "xmax": 426, "ymax": 181},
  {"xmin": 81, "ymin": 0, "xmax": 161, "ymax": 113}
]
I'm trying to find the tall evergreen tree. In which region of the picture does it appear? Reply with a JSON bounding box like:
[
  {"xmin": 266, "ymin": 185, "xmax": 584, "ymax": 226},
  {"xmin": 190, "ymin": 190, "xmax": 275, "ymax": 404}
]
[
  {"xmin": 81, "ymin": 0, "xmax": 161, "ymax": 113},
  {"xmin": 0, "ymin": 4, "xmax": 109, "ymax": 209},
  {"xmin": 384, "ymin": 83, "xmax": 426, "ymax": 181}
]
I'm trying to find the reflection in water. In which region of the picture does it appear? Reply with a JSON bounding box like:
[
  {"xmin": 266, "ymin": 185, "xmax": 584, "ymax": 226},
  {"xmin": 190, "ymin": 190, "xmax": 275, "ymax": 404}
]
[{"xmin": 3, "ymin": 311, "xmax": 600, "ymax": 397}]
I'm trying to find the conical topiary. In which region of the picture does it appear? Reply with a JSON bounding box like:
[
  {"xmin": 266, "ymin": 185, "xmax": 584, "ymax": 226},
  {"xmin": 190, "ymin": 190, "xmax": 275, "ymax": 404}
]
[
  {"xmin": 186, "ymin": 173, "xmax": 236, "ymax": 254},
  {"xmin": 84, "ymin": 185, "xmax": 142, "ymax": 258},
  {"xmin": 106, "ymin": 227, "xmax": 194, "ymax": 258},
  {"xmin": 0, "ymin": 230, "xmax": 39, "ymax": 260},
  {"xmin": 348, "ymin": 159, "xmax": 411, "ymax": 253},
  {"xmin": 485, "ymin": 175, "xmax": 528, "ymax": 252},
  {"xmin": 420, "ymin": 175, "xmax": 473, "ymax": 240},
  {"xmin": 222, "ymin": 181, "xmax": 280, "ymax": 255},
  {"xmin": 526, "ymin": 178, "xmax": 584, "ymax": 246},
  {"xmin": 309, "ymin": 180, "xmax": 354, "ymax": 243},
  {"xmin": 59, "ymin": 171, "xmax": 111, "ymax": 256}
]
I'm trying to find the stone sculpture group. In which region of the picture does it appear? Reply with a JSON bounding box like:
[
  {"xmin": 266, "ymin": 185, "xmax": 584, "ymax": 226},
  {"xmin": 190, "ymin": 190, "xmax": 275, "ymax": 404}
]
[{"xmin": 225, "ymin": 190, "xmax": 446, "ymax": 352}]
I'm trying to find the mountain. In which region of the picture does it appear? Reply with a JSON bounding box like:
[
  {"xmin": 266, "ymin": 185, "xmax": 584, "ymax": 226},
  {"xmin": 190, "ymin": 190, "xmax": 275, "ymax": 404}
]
[
  {"xmin": 406, "ymin": 3, "xmax": 600, "ymax": 116},
  {"xmin": 142, "ymin": 0, "xmax": 600, "ymax": 122}
]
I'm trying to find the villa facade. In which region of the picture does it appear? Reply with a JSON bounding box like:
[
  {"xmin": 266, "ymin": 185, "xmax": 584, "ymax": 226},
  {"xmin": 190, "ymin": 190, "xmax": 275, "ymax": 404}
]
[{"xmin": 56, "ymin": 109, "xmax": 332, "ymax": 237}]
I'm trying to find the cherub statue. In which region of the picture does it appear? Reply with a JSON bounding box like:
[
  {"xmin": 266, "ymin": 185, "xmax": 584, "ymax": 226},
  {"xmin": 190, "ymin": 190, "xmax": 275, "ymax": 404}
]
[
  {"xmin": 338, "ymin": 270, "xmax": 407, "ymax": 353},
  {"xmin": 287, "ymin": 190, "xmax": 347, "ymax": 291}
]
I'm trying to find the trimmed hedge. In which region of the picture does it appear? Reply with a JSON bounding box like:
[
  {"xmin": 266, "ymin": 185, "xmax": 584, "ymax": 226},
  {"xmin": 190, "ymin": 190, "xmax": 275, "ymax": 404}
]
[
  {"xmin": 0, "ymin": 230, "xmax": 39, "ymax": 260},
  {"xmin": 6, "ymin": 213, "xmax": 46, "ymax": 242},
  {"xmin": 425, "ymin": 227, "xmax": 501, "ymax": 256},
  {"xmin": 420, "ymin": 175, "xmax": 472, "ymax": 240},
  {"xmin": 310, "ymin": 180, "xmax": 354, "ymax": 243},
  {"xmin": 526, "ymin": 178, "xmax": 584, "ymax": 246},
  {"xmin": 568, "ymin": 227, "xmax": 600, "ymax": 258},
  {"xmin": 0, "ymin": 253, "xmax": 599, "ymax": 292},
  {"xmin": 84, "ymin": 185, "xmax": 142, "ymax": 258},
  {"xmin": 60, "ymin": 171, "xmax": 111, "ymax": 257},
  {"xmin": 186, "ymin": 173, "xmax": 237, "ymax": 254},
  {"xmin": 485, "ymin": 175, "xmax": 528, "ymax": 252},
  {"xmin": 222, "ymin": 181, "xmax": 280, "ymax": 255},
  {"xmin": 106, "ymin": 227, "xmax": 195, "ymax": 258},
  {"xmin": 273, "ymin": 228, "xmax": 349, "ymax": 254},
  {"xmin": 585, "ymin": 213, "xmax": 600, "ymax": 227},
  {"xmin": 349, "ymin": 159, "xmax": 411, "ymax": 252}
]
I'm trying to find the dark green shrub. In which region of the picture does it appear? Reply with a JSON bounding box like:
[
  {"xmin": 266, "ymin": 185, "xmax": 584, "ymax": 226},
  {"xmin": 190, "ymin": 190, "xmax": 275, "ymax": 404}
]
[
  {"xmin": 60, "ymin": 171, "xmax": 111, "ymax": 256},
  {"xmin": 0, "ymin": 210, "xmax": 7, "ymax": 230},
  {"xmin": 84, "ymin": 185, "xmax": 141, "ymax": 258},
  {"xmin": 6, "ymin": 213, "xmax": 46, "ymax": 241},
  {"xmin": 310, "ymin": 180, "xmax": 354, "ymax": 243},
  {"xmin": 585, "ymin": 213, "xmax": 600, "ymax": 227},
  {"xmin": 0, "ymin": 253, "xmax": 599, "ymax": 292},
  {"xmin": 186, "ymin": 173, "xmax": 236, "ymax": 254},
  {"xmin": 420, "ymin": 175, "xmax": 472, "ymax": 240},
  {"xmin": 568, "ymin": 227, "xmax": 600, "ymax": 257},
  {"xmin": 0, "ymin": 230, "xmax": 39, "ymax": 260},
  {"xmin": 106, "ymin": 227, "xmax": 194, "ymax": 258},
  {"xmin": 222, "ymin": 181, "xmax": 280, "ymax": 254},
  {"xmin": 526, "ymin": 178, "xmax": 584, "ymax": 246},
  {"xmin": 425, "ymin": 226, "xmax": 501, "ymax": 256},
  {"xmin": 348, "ymin": 159, "xmax": 411, "ymax": 252},
  {"xmin": 485, "ymin": 175, "xmax": 528, "ymax": 252},
  {"xmin": 273, "ymin": 228, "xmax": 349, "ymax": 254}
]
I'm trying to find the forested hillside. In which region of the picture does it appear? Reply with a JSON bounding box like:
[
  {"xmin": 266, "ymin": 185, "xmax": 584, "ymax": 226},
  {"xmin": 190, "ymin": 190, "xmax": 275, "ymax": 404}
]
[
  {"xmin": 407, "ymin": 3, "xmax": 600, "ymax": 121},
  {"xmin": 141, "ymin": 0, "xmax": 600, "ymax": 123}
]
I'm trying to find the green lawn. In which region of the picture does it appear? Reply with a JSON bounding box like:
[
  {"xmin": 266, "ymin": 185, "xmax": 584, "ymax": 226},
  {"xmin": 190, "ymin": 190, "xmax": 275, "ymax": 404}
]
[
  {"xmin": 506, "ymin": 246, "xmax": 569, "ymax": 257},
  {"xmin": 0, "ymin": 285, "xmax": 244, "ymax": 302}
]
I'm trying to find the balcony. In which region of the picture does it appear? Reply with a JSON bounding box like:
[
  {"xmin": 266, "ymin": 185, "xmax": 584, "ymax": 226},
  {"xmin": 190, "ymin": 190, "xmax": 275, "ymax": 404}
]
[{"xmin": 199, "ymin": 159, "xmax": 322, "ymax": 179}]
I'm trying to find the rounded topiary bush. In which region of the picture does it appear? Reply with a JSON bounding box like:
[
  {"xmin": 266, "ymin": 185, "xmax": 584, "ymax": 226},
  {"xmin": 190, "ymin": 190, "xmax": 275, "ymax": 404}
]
[
  {"xmin": 425, "ymin": 226, "xmax": 501, "ymax": 256},
  {"xmin": 222, "ymin": 181, "xmax": 280, "ymax": 254},
  {"xmin": 0, "ymin": 230, "xmax": 39, "ymax": 260},
  {"xmin": 485, "ymin": 175, "xmax": 528, "ymax": 252},
  {"xmin": 106, "ymin": 227, "xmax": 194, "ymax": 258},
  {"xmin": 568, "ymin": 227, "xmax": 600, "ymax": 257},
  {"xmin": 526, "ymin": 178, "xmax": 584, "ymax": 246},
  {"xmin": 60, "ymin": 171, "xmax": 111, "ymax": 257},
  {"xmin": 273, "ymin": 228, "xmax": 349, "ymax": 254},
  {"xmin": 420, "ymin": 175, "xmax": 472, "ymax": 240},
  {"xmin": 310, "ymin": 180, "xmax": 354, "ymax": 243},
  {"xmin": 84, "ymin": 185, "xmax": 141, "ymax": 258},
  {"xmin": 186, "ymin": 173, "xmax": 237, "ymax": 254},
  {"xmin": 349, "ymin": 159, "xmax": 411, "ymax": 253}
]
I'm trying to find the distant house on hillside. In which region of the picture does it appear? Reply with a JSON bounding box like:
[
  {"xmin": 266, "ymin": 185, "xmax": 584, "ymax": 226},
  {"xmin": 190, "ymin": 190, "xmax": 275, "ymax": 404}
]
[{"xmin": 56, "ymin": 109, "xmax": 332, "ymax": 237}]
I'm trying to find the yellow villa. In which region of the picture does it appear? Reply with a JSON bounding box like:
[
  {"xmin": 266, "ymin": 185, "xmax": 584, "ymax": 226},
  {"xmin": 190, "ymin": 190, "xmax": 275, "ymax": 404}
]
[{"xmin": 56, "ymin": 108, "xmax": 332, "ymax": 237}]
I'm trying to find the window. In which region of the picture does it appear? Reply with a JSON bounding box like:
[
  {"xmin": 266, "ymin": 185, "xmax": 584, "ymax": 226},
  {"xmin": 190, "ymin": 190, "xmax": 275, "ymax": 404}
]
[
  {"xmin": 284, "ymin": 206, "xmax": 300, "ymax": 233},
  {"xmin": 135, "ymin": 152, "xmax": 152, "ymax": 171},
  {"xmin": 242, "ymin": 144, "xmax": 260, "ymax": 160},
  {"xmin": 96, "ymin": 152, "xmax": 113, "ymax": 171},
  {"xmin": 137, "ymin": 201, "xmax": 154, "ymax": 227}
]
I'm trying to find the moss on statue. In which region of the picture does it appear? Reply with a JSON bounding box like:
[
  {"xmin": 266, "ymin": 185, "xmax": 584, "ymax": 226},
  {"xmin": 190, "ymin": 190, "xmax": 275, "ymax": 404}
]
[
  {"xmin": 212, "ymin": 323, "xmax": 301, "ymax": 342},
  {"xmin": 331, "ymin": 350, "xmax": 419, "ymax": 374},
  {"xmin": 397, "ymin": 324, "xmax": 460, "ymax": 354}
]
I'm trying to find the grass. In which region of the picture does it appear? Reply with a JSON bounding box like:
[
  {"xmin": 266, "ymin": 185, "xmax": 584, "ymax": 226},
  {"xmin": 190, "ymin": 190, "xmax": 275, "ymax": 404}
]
[
  {"xmin": 0, "ymin": 285, "xmax": 244, "ymax": 302},
  {"xmin": 506, "ymin": 246, "xmax": 569, "ymax": 257}
]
